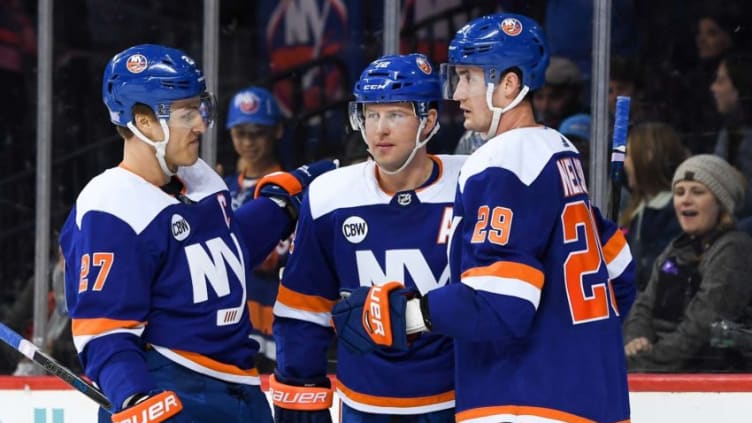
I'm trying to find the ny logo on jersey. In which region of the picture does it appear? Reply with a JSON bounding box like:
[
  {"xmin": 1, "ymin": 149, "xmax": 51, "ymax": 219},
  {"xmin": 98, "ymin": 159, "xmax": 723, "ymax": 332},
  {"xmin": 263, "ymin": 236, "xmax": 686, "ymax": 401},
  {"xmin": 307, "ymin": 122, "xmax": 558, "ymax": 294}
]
[
  {"xmin": 184, "ymin": 233, "xmax": 247, "ymax": 326},
  {"xmin": 355, "ymin": 249, "xmax": 449, "ymax": 295}
]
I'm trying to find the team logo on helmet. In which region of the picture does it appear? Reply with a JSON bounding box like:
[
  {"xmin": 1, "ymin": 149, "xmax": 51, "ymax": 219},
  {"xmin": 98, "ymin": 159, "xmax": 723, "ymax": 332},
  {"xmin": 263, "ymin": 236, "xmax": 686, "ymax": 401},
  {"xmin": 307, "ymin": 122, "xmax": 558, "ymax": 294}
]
[
  {"xmin": 500, "ymin": 17, "xmax": 523, "ymax": 37},
  {"xmin": 415, "ymin": 56, "xmax": 432, "ymax": 75},
  {"xmin": 126, "ymin": 54, "xmax": 148, "ymax": 73},
  {"xmin": 235, "ymin": 92, "xmax": 260, "ymax": 115}
]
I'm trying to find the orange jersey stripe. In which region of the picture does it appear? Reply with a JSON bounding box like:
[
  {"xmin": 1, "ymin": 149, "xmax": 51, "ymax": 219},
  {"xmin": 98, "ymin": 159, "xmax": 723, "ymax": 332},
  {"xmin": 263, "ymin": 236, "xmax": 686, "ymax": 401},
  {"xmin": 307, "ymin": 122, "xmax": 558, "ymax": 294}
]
[
  {"xmin": 337, "ymin": 380, "xmax": 454, "ymax": 408},
  {"xmin": 277, "ymin": 284, "xmax": 336, "ymax": 313},
  {"xmin": 72, "ymin": 318, "xmax": 145, "ymax": 336},
  {"xmin": 601, "ymin": 230, "xmax": 627, "ymax": 264},
  {"xmin": 456, "ymin": 405, "xmax": 599, "ymax": 423},
  {"xmin": 171, "ymin": 348, "xmax": 259, "ymax": 377},
  {"xmin": 247, "ymin": 300, "xmax": 274, "ymax": 335},
  {"xmin": 462, "ymin": 261, "xmax": 544, "ymax": 289}
]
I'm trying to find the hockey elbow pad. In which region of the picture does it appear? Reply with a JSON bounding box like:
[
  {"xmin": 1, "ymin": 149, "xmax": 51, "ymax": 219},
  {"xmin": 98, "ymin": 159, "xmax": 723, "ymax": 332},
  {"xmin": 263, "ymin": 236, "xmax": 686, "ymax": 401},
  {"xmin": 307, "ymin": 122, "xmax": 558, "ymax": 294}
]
[
  {"xmin": 254, "ymin": 159, "xmax": 339, "ymax": 220},
  {"xmin": 111, "ymin": 390, "xmax": 184, "ymax": 423},
  {"xmin": 270, "ymin": 372, "xmax": 333, "ymax": 423}
]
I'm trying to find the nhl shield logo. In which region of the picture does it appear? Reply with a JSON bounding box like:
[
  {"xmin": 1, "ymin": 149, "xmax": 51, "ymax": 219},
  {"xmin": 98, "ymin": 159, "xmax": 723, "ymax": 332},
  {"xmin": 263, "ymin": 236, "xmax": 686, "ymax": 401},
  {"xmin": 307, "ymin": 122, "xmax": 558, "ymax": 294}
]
[{"xmin": 397, "ymin": 192, "xmax": 412, "ymax": 206}]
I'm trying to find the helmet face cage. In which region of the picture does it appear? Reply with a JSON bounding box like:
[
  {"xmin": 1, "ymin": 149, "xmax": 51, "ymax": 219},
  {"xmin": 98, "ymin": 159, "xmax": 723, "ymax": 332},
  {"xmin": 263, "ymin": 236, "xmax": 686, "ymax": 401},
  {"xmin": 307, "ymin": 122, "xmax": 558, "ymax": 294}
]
[
  {"xmin": 225, "ymin": 87, "xmax": 282, "ymax": 129},
  {"xmin": 349, "ymin": 53, "xmax": 442, "ymax": 131},
  {"xmin": 440, "ymin": 13, "xmax": 549, "ymax": 100},
  {"xmin": 102, "ymin": 44, "xmax": 214, "ymax": 127}
]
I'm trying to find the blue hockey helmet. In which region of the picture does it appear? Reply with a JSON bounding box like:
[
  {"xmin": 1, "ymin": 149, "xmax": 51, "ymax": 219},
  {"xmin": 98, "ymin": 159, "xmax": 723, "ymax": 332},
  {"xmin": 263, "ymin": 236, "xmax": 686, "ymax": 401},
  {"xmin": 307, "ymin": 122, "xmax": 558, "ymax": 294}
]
[
  {"xmin": 349, "ymin": 53, "xmax": 441, "ymax": 130},
  {"xmin": 225, "ymin": 86, "xmax": 282, "ymax": 129},
  {"xmin": 349, "ymin": 53, "xmax": 442, "ymax": 175},
  {"xmin": 442, "ymin": 13, "xmax": 549, "ymax": 96},
  {"xmin": 102, "ymin": 44, "xmax": 215, "ymax": 127}
]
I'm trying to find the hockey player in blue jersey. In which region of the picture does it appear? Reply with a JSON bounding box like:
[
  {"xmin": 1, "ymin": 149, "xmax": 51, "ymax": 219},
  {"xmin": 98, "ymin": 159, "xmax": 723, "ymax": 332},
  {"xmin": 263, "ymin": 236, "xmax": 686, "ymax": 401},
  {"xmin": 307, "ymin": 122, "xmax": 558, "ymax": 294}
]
[
  {"xmin": 59, "ymin": 44, "xmax": 335, "ymax": 423},
  {"xmin": 332, "ymin": 14, "xmax": 637, "ymax": 423},
  {"xmin": 224, "ymin": 86, "xmax": 289, "ymax": 373},
  {"xmin": 270, "ymin": 53, "xmax": 465, "ymax": 422}
]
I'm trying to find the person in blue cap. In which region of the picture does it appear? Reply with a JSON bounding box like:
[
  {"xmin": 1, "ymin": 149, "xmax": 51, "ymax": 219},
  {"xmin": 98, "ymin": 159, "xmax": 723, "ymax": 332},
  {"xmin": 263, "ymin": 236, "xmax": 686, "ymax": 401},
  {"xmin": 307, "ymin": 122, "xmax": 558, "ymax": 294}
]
[{"xmin": 224, "ymin": 86, "xmax": 286, "ymax": 210}]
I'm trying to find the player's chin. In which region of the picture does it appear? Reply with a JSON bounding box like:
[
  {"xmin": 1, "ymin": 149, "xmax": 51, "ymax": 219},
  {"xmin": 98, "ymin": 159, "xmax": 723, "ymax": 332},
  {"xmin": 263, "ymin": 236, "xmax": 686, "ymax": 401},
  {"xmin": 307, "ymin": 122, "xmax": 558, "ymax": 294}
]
[
  {"xmin": 463, "ymin": 120, "xmax": 481, "ymax": 133},
  {"xmin": 178, "ymin": 150, "xmax": 201, "ymax": 167}
]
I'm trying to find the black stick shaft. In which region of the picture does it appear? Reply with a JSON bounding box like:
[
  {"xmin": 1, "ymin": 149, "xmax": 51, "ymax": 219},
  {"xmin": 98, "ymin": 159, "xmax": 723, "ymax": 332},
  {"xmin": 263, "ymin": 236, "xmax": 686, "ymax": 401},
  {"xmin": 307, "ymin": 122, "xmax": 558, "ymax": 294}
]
[{"xmin": 0, "ymin": 322, "xmax": 112, "ymax": 410}]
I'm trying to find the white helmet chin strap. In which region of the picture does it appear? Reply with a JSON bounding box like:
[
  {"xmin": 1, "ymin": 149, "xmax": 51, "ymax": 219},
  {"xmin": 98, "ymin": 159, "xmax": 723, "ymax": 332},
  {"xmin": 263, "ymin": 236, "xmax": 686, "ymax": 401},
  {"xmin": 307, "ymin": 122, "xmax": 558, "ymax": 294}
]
[
  {"xmin": 126, "ymin": 119, "xmax": 175, "ymax": 177},
  {"xmin": 359, "ymin": 117, "xmax": 440, "ymax": 176},
  {"xmin": 483, "ymin": 83, "xmax": 530, "ymax": 139}
]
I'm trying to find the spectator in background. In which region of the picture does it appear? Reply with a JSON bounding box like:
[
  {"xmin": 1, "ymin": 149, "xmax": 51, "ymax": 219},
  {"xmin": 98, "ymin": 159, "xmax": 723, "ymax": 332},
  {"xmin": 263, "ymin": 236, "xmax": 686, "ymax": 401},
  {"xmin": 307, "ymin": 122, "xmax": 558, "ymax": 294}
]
[
  {"xmin": 680, "ymin": 5, "xmax": 743, "ymax": 154},
  {"xmin": 620, "ymin": 122, "xmax": 689, "ymax": 292},
  {"xmin": 533, "ymin": 56, "xmax": 587, "ymax": 130},
  {"xmin": 609, "ymin": 56, "xmax": 663, "ymax": 126},
  {"xmin": 559, "ymin": 113, "xmax": 591, "ymax": 181},
  {"xmin": 710, "ymin": 53, "xmax": 752, "ymax": 218},
  {"xmin": 224, "ymin": 87, "xmax": 285, "ymax": 209},
  {"xmin": 224, "ymin": 86, "xmax": 288, "ymax": 373},
  {"xmin": 624, "ymin": 154, "xmax": 752, "ymax": 372},
  {"xmin": 609, "ymin": 56, "xmax": 641, "ymax": 117}
]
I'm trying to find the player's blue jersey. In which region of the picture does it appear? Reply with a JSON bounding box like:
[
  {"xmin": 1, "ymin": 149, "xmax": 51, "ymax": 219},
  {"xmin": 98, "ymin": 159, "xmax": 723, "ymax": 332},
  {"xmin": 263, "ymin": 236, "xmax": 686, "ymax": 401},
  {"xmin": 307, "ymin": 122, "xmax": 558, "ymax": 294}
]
[
  {"xmin": 60, "ymin": 159, "xmax": 290, "ymax": 408},
  {"xmin": 224, "ymin": 169, "xmax": 288, "ymax": 361},
  {"xmin": 274, "ymin": 155, "xmax": 466, "ymax": 415},
  {"xmin": 429, "ymin": 128, "xmax": 635, "ymax": 423}
]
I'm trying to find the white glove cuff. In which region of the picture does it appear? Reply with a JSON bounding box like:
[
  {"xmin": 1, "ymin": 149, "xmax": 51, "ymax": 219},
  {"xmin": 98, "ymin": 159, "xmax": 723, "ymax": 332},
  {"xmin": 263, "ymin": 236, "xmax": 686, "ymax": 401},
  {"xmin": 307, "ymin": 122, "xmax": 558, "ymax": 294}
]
[{"xmin": 405, "ymin": 298, "xmax": 427, "ymax": 335}]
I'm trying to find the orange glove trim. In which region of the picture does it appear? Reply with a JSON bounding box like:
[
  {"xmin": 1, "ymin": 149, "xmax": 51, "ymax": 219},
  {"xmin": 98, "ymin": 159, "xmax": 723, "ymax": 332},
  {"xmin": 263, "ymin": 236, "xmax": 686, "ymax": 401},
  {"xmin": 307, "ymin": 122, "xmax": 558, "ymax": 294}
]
[
  {"xmin": 269, "ymin": 374, "xmax": 333, "ymax": 411},
  {"xmin": 111, "ymin": 391, "xmax": 183, "ymax": 423},
  {"xmin": 254, "ymin": 172, "xmax": 304, "ymax": 199},
  {"xmin": 362, "ymin": 281, "xmax": 404, "ymax": 347}
]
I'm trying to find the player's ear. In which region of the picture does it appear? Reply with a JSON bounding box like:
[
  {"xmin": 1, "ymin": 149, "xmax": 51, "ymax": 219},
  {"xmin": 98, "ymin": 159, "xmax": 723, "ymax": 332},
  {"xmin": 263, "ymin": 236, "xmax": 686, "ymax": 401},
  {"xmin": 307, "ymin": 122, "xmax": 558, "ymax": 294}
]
[
  {"xmin": 422, "ymin": 109, "xmax": 439, "ymax": 136},
  {"xmin": 501, "ymin": 71, "xmax": 522, "ymax": 97},
  {"xmin": 133, "ymin": 110, "xmax": 154, "ymax": 133}
]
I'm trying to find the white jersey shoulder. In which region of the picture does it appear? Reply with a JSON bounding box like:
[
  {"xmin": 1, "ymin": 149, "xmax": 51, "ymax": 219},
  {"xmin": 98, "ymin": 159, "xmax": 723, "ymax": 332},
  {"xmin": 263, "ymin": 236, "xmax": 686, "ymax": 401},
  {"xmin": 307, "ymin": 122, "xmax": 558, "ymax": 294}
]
[
  {"xmin": 75, "ymin": 160, "xmax": 224, "ymax": 234},
  {"xmin": 307, "ymin": 160, "xmax": 387, "ymax": 219},
  {"xmin": 308, "ymin": 155, "xmax": 467, "ymax": 219},
  {"xmin": 75, "ymin": 167, "xmax": 177, "ymax": 234},
  {"xmin": 417, "ymin": 154, "xmax": 467, "ymax": 205},
  {"xmin": 459, "ymin": 127, "xmax": 576, "ymax": 190},
  {"xmin": 177, "ymin": 158, "xmax": 228, "ymax": 201}
]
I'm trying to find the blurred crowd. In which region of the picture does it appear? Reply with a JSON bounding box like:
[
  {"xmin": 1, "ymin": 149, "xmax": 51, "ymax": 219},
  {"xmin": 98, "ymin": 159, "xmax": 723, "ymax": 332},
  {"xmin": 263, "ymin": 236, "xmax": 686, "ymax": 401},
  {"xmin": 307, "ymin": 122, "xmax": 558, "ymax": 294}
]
[{"xmin": 2, "ymin": 0, "xmax": 752, "ymax": 374}]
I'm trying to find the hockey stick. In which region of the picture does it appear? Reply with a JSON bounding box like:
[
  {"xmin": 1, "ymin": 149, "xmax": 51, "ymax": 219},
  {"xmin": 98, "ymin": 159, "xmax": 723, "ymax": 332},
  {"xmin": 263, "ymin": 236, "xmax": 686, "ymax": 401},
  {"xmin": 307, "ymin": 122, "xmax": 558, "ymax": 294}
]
[
  {"xmin": 608, "ymin": 96, "xmax": 631, "ymax": 221},
  {"xmin": 0, "ymin": 321, "xmax": 113, "ymax": 410}
]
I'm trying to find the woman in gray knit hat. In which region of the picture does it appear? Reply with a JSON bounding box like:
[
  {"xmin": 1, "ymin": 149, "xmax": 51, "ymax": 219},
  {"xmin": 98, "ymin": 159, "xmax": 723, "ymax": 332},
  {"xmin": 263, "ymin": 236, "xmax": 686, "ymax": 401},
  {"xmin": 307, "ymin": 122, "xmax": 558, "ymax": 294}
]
[{"xmin": 623, "ymin": 154, "xmax": 752, "ymax": 372}]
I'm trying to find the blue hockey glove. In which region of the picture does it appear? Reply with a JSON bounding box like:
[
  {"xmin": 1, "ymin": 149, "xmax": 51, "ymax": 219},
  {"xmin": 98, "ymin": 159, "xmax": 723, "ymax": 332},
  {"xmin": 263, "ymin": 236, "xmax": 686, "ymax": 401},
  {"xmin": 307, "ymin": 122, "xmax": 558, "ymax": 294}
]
[
  {"xmin": 255, "ymin": 159, "xmax": 339, "ymax": 220},
  {"xmin": 270, "ymin": 372, "xmax": 332, "ymax": 423},
  {"xmin": 331, "ymin": 281, "xmax": 414, "ymax": 354}
]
